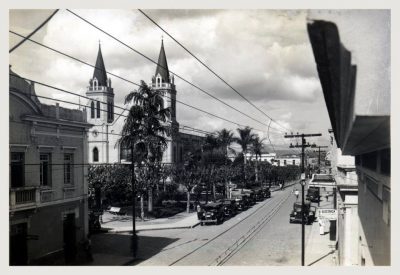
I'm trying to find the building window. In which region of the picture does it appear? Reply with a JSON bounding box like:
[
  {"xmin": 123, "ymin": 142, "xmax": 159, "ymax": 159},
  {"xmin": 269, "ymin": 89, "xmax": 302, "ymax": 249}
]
[
  {"xmin": 93, "ymin": 147, "xmax": 99, "ymax": 162},
  {"xmin": 380, "ymin": 148, "xmax": 390, "ymax": 175},
  {"xmin": 361, "ymin": 151, "xmax": 377, "ymax": 171},
  {"xmin": 284, "ymin": 160, "xmax": 287, "ymax": 166},
  {"xmin": 96, "ymin": 101, "xmax": 101, "ymax": 118},
  {"xmin": 10, "ymin": 152, "xmax": 24, "ymax": 188},
  {"xmin": 293, "ymin": 160, "xmax": 295, "ymax": 165},
  {"xmin": 382, "ymin": 187, "xmax": 390, "ymax": 225},
  {"xmin": 93, "ymin": 78, "xmax": 98, "ymax": 89},
  {"xmin": 64, "ymin": 154, "xmax": 74, "ymax": 185},
  {"xmin": 107, "ymin": 101, "xmax": 114, "ymax": 121},
  {"xmin": 90, "ymin": 101, "xmax": 95, "ymax": 118},
  {"xmin": 277, "ymin": 160, "xmax": 280, "ymax": 166},
  {"xmin": 40, "ymin": 153, "xmax": 52, "ymax": 186}
]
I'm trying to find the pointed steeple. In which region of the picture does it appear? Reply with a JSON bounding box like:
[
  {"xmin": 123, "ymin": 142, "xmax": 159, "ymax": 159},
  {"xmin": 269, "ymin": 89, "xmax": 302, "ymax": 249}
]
[
  {"xmin": 93, "ymin": 42, "xmax": 108, "ymax": 87},
  {"xmin": 155, "ymin": 39, "xmax": 170, "ymax": 83}
]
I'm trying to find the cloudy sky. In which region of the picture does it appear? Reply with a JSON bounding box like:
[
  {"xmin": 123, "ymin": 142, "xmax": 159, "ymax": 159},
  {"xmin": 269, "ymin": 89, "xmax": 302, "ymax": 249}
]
[{"xmin": 9, "ymin": 9, "xmax": 332, "ymax": 151}]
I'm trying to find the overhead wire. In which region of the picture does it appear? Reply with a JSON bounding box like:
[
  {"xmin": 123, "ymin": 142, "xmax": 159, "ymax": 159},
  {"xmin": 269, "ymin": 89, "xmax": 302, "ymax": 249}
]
[
  {"xmin": 137, "ymin": 9, "xmax": 293, "ymax": 134},
  {"xmin": 9, "ymin": 9, "xmax": 59, "ymax": 53},
  {"xmin": 8, "ymin": 31, "xmax": 283, "ymax": 137},
  {"xmin": 9, "ymin": 14, "xmax": 303, "ymax": 153},
  {"xmin": 65, "ymin": 9, "xmax": 287, "ymax": 133}
]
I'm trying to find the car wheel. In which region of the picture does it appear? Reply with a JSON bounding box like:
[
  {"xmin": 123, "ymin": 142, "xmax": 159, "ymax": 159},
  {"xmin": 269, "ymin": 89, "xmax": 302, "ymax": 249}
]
[{"xmin": 200, "ymin": 222, "xmax": 203, "ymax": 226}]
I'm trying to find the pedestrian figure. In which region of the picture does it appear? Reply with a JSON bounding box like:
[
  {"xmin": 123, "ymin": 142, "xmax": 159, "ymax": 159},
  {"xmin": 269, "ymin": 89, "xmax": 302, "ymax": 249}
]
[
  {"xmin": 294, "ymin": 189, "xmax": 299, "ymax": 200},
  {"xmin": 279, "ymin": 183, "xmax": 282, "ymax": 190},
  {"xmin": 326, "ymin": 193, "xmax": 329, "ymax": 202},
  {"xmin": 318, "ymin": 218, "xmax": 325, "ymax": 235}
]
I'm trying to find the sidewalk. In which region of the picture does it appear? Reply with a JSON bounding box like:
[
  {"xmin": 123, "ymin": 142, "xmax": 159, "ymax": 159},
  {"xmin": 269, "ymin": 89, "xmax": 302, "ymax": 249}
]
[
  {"xmin": 101, "ymin": 211, "xmax": 200, "ymax": 233},
  {"xmin": 305, "ymin": 195, "xmax": 337, "ymax": 266}
]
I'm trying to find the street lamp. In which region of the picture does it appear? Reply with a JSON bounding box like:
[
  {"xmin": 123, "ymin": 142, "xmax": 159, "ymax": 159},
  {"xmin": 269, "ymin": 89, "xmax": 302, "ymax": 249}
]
[{"xmin": 300, "ymin": 174, "xmax": 306, "ymax": 266}]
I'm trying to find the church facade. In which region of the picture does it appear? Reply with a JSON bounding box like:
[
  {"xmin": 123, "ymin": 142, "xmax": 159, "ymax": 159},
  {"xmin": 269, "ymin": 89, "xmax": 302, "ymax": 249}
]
[{"xmin": 85, "ymin": 41, "xmax": 204, "ymax": 165}]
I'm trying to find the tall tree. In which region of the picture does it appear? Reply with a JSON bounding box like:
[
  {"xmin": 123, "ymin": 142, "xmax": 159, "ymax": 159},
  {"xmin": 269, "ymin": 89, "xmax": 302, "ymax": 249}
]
[
  {"xmin": 234, "ymin": 126, "xmax": 257, "ymax": 165},
  {"xmin": 251, "ymin": 136, "xmax": 265, "ymax": 184},
  {"xmin": 234, "ymin": 127, "xmax": 256, "ymax": 187},
  {"xmin": 118, "ymin": 80, "xmax": 171, "ymax": 218}
]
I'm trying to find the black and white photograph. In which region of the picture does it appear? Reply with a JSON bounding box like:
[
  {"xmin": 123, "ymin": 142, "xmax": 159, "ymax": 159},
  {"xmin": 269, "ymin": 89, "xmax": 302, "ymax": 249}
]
[{"xmin": 5, "ymin": 2, "xmax": 393, "ymax": 269}]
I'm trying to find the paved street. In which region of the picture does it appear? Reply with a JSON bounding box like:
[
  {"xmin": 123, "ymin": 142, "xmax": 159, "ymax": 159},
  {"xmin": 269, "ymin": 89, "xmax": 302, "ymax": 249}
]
[
  {"xmin": 89, "ymin": 181, "xmax": 336, "ymax": 266},
  {"xmin": 134, "ymin": 183, "xmax": 311, "ymax": 266}
]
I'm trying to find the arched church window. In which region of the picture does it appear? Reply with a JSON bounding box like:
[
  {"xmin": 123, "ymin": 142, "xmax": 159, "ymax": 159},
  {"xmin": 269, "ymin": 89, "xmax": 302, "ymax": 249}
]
[
  {"xmin": 156, "ymin": 76, "xmax": 161, "ymax": 87},
  {"xmin": 96, "ymin": 101, "xmax": 101, "ymax": 118},
  {"xmin": 90, "ymin": 101, "xmax": 95, "ymax": 118},
  {"xmin": 93, "ymin": 147, "xmax": 99, "ymax": 162},
  {"xmin": 93, "ymin": 78, "xmax": 98, "ymax": 89}
]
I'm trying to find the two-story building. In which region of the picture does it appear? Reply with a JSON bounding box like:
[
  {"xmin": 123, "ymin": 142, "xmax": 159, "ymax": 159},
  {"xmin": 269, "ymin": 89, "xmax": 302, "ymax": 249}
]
[{"xmin": 9, "ymin": 68, "xmax": 92, "ymax": 265}]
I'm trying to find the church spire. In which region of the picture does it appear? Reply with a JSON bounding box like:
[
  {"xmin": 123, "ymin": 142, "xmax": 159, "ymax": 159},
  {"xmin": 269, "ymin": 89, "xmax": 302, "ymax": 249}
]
[
  {"xmin": 93, "ymin": 42, "xmax": 108, "ymax": 87},
  {"xmin": 155, "ymin": 39, "xmax": 170, "ymax": 83}
]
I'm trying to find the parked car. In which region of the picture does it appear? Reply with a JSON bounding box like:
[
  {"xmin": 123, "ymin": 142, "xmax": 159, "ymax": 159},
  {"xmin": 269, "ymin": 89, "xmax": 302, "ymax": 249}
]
[
  {"xmin": 252, "ymin": 188, "xmax": 264, "ymax": 202},
  {"xmin": 261, "ymin": 187, "xmax": 271, "ymax": 198},
  {"xmin": 306, "ymin": 187, "xmax": 320, "ymax": 202},
  {"xmin": 232, "ymin": 195, "xmax": 248, "ymax": 211},
  {"xmin": 220, "ymin": 199, "xmax": 238, "ymax": 218},
  {"xmin": 199, "ymin": 202, "xmax": 225, "ymax": 225},
  {"xmin": 289, "ymin": 201, "xmax": 316, "ymax": 225}
]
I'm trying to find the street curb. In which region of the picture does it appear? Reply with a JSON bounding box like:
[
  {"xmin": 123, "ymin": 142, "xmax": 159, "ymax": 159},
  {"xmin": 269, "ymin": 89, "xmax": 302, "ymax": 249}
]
[
  {"xmin": 109, "ymin": 222, "xmax": 200, "ymax": 233},
  {"xmin": 104, "ymin": 182, "xmax": 299, "ymax": 234}
]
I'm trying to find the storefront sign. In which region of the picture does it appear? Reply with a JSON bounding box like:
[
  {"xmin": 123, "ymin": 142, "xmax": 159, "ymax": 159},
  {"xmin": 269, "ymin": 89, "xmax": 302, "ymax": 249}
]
[{"xmin": 318, "ymin": 208, "xmax": 337, "ymax": 220}]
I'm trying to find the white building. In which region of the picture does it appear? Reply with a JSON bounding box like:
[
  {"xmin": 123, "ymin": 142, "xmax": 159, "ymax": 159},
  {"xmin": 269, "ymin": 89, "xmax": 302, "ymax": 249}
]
[
  {"xmin": 245, "ymin": 152, "xmax": 276, "ymax": 163},
  {"xmin": 272, "ymin": 154, "xmax": 301, "ymax": 167}
]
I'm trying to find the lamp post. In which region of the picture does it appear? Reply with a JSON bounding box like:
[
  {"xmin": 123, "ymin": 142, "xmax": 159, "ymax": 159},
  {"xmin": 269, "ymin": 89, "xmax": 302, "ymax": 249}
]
[
  {"xmin": 131, "ymin": 146, "xmax": 137, "ymax": 258},
  {"xmin": 300, "ymin": 174, "xmax": 306, "ymax": 266}
]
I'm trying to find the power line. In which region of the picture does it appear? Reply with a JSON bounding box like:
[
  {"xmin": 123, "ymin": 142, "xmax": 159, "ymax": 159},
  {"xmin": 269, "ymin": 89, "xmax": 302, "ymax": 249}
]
[
  {"xmin": 138, "ymin": 9, "xmax": 292, "ymax": 133},
  {"xmin": 9, "ymin": 76, "xmax": 214, "ymax": 137},
  {"xmin": 9, "ymin": 9, "xmax": 59, "ymax": 53},
  {"xmin": 9, "ymin": 32, "xmax": 292, "ymax": 151},
  {"xmin": 65, "ymin": 9, "xmax": 286, "ymax": 133},
  {"xmin": 8, "ymin": 31, "xmax": 282, "ymax": 136}
]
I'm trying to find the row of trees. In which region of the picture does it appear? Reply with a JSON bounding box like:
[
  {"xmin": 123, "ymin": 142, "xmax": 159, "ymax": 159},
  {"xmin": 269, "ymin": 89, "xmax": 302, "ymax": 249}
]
[
  {"xmin": 88, "ymin": 161, "xmax": 300, "ymax": 216},
  {"xmin": 88, "ymin": 81, "xmax": 301, "ymax": 218}
]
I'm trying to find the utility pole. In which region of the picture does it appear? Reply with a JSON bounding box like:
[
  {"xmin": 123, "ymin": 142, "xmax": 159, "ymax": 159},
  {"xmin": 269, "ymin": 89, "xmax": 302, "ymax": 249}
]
[
  {"xmin": 284, "ymin": 132, "xmax": 321, "ymax": 266},
  {"xmin": 312, "ymin": 145, "xmax": 328, "ymax": 173}
]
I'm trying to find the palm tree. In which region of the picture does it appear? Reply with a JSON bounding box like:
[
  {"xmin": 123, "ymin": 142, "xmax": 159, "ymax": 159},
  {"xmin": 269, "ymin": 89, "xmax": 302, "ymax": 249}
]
[
  {"xmin": 118, "ymin": 80, "xmax": 171, "ymax": 218},
  {"xmin": 235, "ymin": 126, "xmax": 256, "ymax": 165},
  {"xmin": 217, "ymin": 128, "xmax": 234, "ymax": 198},
  {"xmin": 234, "ymin": 126, "xmax": 256, "ymax": 187},
  {"xmin": 251, "ymin": 136, "xmax": 265, "ymax": 184}
]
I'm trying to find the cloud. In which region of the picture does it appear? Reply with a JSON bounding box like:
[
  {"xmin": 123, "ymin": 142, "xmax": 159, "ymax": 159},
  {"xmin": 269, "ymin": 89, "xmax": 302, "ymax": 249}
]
[{"xmin": 9, "ymin": 9, "xmax": 332, "ymax": 146}]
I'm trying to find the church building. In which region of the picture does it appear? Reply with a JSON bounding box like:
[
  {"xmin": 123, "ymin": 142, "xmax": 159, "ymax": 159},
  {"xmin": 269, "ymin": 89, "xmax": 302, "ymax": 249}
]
[{"xmin": 85, "ymin": 40, "xmax": 204, "ymax": 165}]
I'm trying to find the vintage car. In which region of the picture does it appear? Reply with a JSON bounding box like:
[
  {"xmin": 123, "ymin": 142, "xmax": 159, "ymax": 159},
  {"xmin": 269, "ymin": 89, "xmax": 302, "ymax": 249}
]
[
  {"xmin": 231, "ymin": 195, "xmax": 248, "ymax": 211},
  {"xmin": 252, "ymin": 188, "xmax": 264, "ymax": 202},
  {"xmin": 220, "ymin": 199, "xmax": 238, "ymax": 218},
  {"xmin": 261, "ymin": 187, "xmax": 271, "ymax": 199},
  {"xmin": 306, "ymin": 187, "xmax": 320, "ymax": 202},
  {"xmin": 289, "ymin": 202, "xmax": 316, "ymax": 225},
  {"xmin": 241, "ymin": 189, "xmax": 256, "ymax": 205},
  {"xmin": 199, "ymin": 202, "xmax": 225, "ymax": 225}
]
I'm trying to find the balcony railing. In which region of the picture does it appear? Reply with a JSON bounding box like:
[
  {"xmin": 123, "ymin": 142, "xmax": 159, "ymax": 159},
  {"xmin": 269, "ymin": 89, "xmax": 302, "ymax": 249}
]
[
  {"xmin": 10, "ymin": 187, "xmax": 39, "ymax": 210},
  {"xmin": 40, "ymin": 189, "xmax": 54, "ymax": 203},
  {"xmin": 63, "ymin": 186, "xmax": 76, "ymax": 199}
]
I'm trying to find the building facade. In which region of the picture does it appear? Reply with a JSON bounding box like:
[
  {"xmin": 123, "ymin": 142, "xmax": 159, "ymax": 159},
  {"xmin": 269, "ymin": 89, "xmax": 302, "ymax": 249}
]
[
  {"xmin": 272, "ymin": 154, "xmax": 301, "ymax": 167},
  {"xmin": 245, "ymin": 152, "xmax": 276, "ymax": 163},
  {"xmin": 85, "ymin": 41, "xmax": 204, "ymax": 165},
  {"xmin": 308, "ymin": 10, "xmax": 390, "ymax": 265},
  {"xmin": 9, "ymin": 69, "xmax": 92, "ymax": 265}
]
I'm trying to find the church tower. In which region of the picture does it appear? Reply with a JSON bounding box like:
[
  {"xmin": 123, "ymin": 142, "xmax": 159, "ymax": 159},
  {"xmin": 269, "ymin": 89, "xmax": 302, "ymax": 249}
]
[
  {"xmin": 151, "ymin": 39, "xmax": 180, "ymax": 164},
  {"xmin": 86, "ymin": 43, "xmax": 115, "ymax": 164}
]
